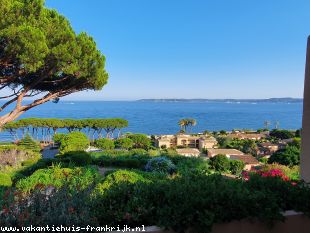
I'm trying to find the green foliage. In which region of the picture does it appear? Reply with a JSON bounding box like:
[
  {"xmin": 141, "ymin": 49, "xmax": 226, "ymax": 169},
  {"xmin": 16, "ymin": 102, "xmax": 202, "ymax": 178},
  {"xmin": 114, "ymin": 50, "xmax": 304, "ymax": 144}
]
[
  {"xmin": 222, "ymin": 138, "xmax": 258, "ymax": 156},
  {"xmin": 16, "ymin": 166, "xmax": 100, "ymax": 194},
  {"xmin": 178, "ymin": 118, "xmax": 197, "ymax": 133},
  {"xmin": 229, "ymin": 160, "xmax": 245, "ymax": 175},
  {"xmin": 209, "ymin": 154, "xmax": 230, "ymax": 172},
  {"xmin": 262, "ymin": 164, "xmax": 300, "ymax": 181},
  {"xmin": 59, "ymin": 131, "xmax": 89, "ymax": 154},
  {"xmin": 0, "ymin": 172, "xmax": 12, "ymax": 187},
  {"xmin": 114, "ymin": 138, "xmax": 133, "ymax": 150},
  {"xmin": 0, "ymin": 145, "xmax": 41, "ymax": 174},
  {"xmin": 172, "ymin": 156, "xmax": 210, "ymax": 176},
  {"xmin": 128, "ymin": 134, "xmax": 151, "ymax": 149},
  {"xmin": 269, "ymin": 145, "xmax": 300, "ymax": 166},
  {"xmin": 94, "ymin": 170, "xmax": 150, "ymax": 195},
  {"xmin": 93, "ymin": 174, "xmax": 310, "ymax": 232},
  {"xmin": 1, "ymin": 186, "xmax": 99, "ymax": 226},
  {"xmin": 145, "ymin": 157, "xmax": 176, "ymax": 174},
  {"xmin": 130, "ymin": 148, "xmax": 148, "ymax": 155},
  {"xmin": 270, "ymin": 129, "xmax": 295, "ymax": 140},
  {"xmin": 91, "ymin": 150, "xmax": 149, "ymax": 169},
  {"xmin": 18, "ymin": 134, "xmax": 40, "ymax": 152},
  {"xmin": 94, "ymin": 138, "xmax": 115, "ymax": 150},
  {"xmin": 295, "ymin": 129, "xmax": 301, "ymax": 138},
  {"xmin": 60, "ymin": 151, "xmax": 92, "ymax": 166},
  {"xmin": 0, "ymin": 0, "xmax": 108, "ymax": 123},
  {"xmin": 53, "ymin": 133, "xmax": 66, "ymax": 144}
]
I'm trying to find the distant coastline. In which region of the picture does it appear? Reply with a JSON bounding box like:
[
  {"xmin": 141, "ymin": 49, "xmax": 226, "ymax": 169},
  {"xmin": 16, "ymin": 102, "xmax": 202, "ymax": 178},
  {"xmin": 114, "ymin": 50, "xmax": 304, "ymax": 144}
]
[{"xmin": 137, "ymin": 98, "xmax": 303, "ymax": 103}]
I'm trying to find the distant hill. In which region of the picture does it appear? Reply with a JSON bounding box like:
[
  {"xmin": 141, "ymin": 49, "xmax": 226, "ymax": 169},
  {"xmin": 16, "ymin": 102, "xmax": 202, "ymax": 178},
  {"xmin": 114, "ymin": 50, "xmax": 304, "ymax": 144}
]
[{"xmin": 137, "ymin": 98, "xmax": 303, "ymax": 103}]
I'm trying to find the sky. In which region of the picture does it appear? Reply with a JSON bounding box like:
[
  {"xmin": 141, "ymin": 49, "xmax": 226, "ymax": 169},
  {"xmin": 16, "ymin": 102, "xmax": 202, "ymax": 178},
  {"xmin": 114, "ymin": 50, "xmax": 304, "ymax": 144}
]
[{"xmin": 44, "ymin": 0, "xmax": 310, "ymax": 100}]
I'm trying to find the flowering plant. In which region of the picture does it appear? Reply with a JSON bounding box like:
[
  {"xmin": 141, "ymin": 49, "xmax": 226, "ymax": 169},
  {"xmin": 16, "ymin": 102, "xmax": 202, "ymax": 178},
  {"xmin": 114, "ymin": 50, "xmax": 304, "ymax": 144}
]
[{"xmin": 242, "ymin": 168, "xmax": 289, "ymax": 181}]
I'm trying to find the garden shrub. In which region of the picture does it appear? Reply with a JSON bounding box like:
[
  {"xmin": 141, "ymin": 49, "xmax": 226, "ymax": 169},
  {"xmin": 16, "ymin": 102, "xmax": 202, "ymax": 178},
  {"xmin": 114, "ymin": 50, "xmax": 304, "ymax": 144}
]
[
  {"xmin": 59, "ymin": 131, "xmax": 89, "ymax": 154},
  {"xmin": 61, "ymin": 151, "xmax": 92, "ymax": 166},
  {"xmin": 93, "ymin": 174, "xmax": 310, "ymax": 232},
  {"xmin": 171, "ymin": 156, "xmax": 210, "ymax": 176},
  {"xmin": 18, "ymin": 134, "xmax": 40, "ymax": 152},
  {"xmin": 145, "ymin": 157, "xmax": 176, "ymax": 174},
  {"xmin": 0, "ymin": 172, "xmax": 12, "ymax": 187},
  {"xmin": 269, "ymin": 145, "xmax": 300, "ymax": 166},
  {"xmin": 92, "ymin": 154, "xmax": 148, "ymax": 169},
  {"xmin": 270, "ymin": 129, "xmax": 295, "ymax": 139},
  {"xmin": 148, "ymin": 149, "xmax": 160, "ymax": 157},
  {"xmin": 94, "ymin": 170, "xmax": 151, "ymax": 195},
  {"xmin": 0, "ymin": 146, "xmax": 41, "ymax": 173},
  {"xmin": 0, "ymin": 187, "xmax": 99, "ymax": 227},
  {"xmin": 261, "ymin": 163, "xmax": 299, "ymax": 181},
  {"xmin": 114, "ymin": 138, "xmax": 133, "ymax": 150},
  {"xmin": 130, "ymin": 148, "xmax": 148, "ymax": 156},
  {"xmin": 53, "ymin": 133, "xmax": 66, "ymax": 144},
  {"xmin": 209, "ymin": 154, "xmax": 230, "ymax": 172},
  {"xmin": 229, "ymin": 160, "xmax": 245, "ymax": 175},
  {"xmin": 16, "ymin": 166, "xmax": 100, "ymax": 193},
  {"xmin": 94, "ymin": 138, "xmax": 115, "ymax": 150}
]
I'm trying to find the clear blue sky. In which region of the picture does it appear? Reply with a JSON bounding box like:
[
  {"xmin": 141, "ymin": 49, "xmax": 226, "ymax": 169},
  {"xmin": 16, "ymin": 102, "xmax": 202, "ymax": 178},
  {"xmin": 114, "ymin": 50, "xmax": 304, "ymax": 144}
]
[{"xmin": 45, "ymin": 0, "xmax": 310, "ymax": 100}]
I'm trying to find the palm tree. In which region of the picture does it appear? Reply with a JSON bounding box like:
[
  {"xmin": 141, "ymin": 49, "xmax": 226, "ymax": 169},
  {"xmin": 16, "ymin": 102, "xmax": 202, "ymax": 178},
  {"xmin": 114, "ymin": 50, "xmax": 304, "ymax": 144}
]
[
  {"xmin": 178, "ymin": 119, "xmax": 186, "ymax": 133},
  {"xmin": 187, "ymin": 118, "xmax": 197, "ymax": 133},
  {"xmin": 178, "ymin": 118, "xmax": 197, "ymax": 133}
]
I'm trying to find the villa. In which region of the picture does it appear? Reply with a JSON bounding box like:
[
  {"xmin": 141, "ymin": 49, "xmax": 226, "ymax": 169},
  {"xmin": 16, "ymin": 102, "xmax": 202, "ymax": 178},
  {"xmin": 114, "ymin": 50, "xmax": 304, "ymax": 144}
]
[
  {"xmin": 229, "ymin": 154, "xmax": 260, "ymax": 170},
  {"xmin": 155, "ymin": 133, "xmax": 217, "ymax": 150},
  {"xmin": 227, "ymin": 132, "xmax": 266, "ymax": 140},
  {"xmin": 208, "ymin": 148, "xmax": 260, "ymax": 170},
  {"xmin": 176, "ymin": 148, "xmax": 201, "ymax": 157},
  {"xmin": 207, "ymin": 148, "xmax": 244, "ymax": 157},
  {"xmin": 257, "ymin": 142, "xmax": 280, "ymax": 157}
]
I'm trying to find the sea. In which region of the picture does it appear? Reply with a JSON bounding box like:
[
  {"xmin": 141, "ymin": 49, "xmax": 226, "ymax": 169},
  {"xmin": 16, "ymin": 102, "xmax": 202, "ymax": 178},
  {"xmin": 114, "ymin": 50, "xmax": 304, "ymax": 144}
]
[{"xmin": 0, "ymin": 100, "xmax": 303, "ymax": 141}]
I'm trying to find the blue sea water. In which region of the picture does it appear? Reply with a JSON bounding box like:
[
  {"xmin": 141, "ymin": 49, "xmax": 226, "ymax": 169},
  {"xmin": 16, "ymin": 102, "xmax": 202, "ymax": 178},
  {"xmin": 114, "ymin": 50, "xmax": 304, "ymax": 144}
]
[{"xmin": 0, "ymin": 101, "xmax": 303, "ymax": 141}]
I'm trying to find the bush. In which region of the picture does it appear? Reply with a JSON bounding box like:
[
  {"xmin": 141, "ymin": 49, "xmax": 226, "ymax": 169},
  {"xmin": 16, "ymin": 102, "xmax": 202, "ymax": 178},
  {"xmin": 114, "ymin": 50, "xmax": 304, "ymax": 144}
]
[
  {"xmin": 209, "ymin": 154, "xmax": 230, "ymax": 172},
  {"xmin": 0, "ymin": 146, "xmax": 41, "ymax": 173},
  {"xmin": 229, "ymin": 160, "xmax": 245, "ymax": 175},
  {"xmin": 269, "ymin": 145, "xmax": 300, "ymax": 166},
  {"xmin": 129, "ymin": 148, "xmax": 148, "ymax": 156},
  {"xmin": 18, "ymin": 134, "xmax": 40, "ymax": 152},
  {"xmin": 91, "ymin": 152, "xmax": 149, "ymax": 169},
  {"xmin": 170, "ymin": 156, "xmax": 210, "ymax": 176},
  {"xmin": 145, "ymin": 157, "xmax": 176, "ymax": 174},
  {"xmin": 261, "ymin": 163, "xmax": 300, "ymax": 181},
  {"xmin": 1, "ymin": 187, "xmax": 99, "ymax": 227},
  {"xmin": 148, "ymin": 149, "xmax": 160, "ymax": 156},
  {"xmin": 61, "ymin": 151, "xmax": 92, "ymax": 166},
  {"xmin": 53, "ymin": 133, "xmax": 66, "ymax": 144},
  {"xmin": 270, "ymin": 129, "xmax": 295, "ymax": 140},
  {"xmin": 16, "ymin": 166, "xmax": 100, "ymax": 194},
  {"xmin": 128, "ymin": 134, "xmax": 151, "ymax": 149},
  {"xmin": 94, "ymin": 138, "xmax": 115, "ymax": 150},
  {"xmin": 114, "ymin": 138, "xmax": 133, "ymax": 150},
  {"xmin": 59, "ymin": 132, "xmax": 89, "ymax": 154},
  {"xmin": 94, "ymin": 170, "xmax": 150, "ymax": 195},
  {"xmin": 0, "ymin": 173, "xmax": 12, "ymax": 187},
  {"xmin": 93, "ymin": 174, "xmax": 310, "ymax": 232}
]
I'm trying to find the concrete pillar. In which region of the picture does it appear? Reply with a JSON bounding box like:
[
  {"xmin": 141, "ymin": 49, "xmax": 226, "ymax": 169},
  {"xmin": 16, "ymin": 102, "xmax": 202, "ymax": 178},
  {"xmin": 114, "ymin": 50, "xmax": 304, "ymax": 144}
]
[{"xmin": 301, "ymin": 36, "xmax": 310, "ymax": 182}]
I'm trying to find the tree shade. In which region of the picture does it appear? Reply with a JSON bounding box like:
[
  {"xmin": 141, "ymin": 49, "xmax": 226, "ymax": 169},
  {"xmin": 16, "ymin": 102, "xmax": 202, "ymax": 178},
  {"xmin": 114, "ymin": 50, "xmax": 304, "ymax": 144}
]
[{"xmin": 0, "ymin": 0, "xmax": 108, "ymax": 126}]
